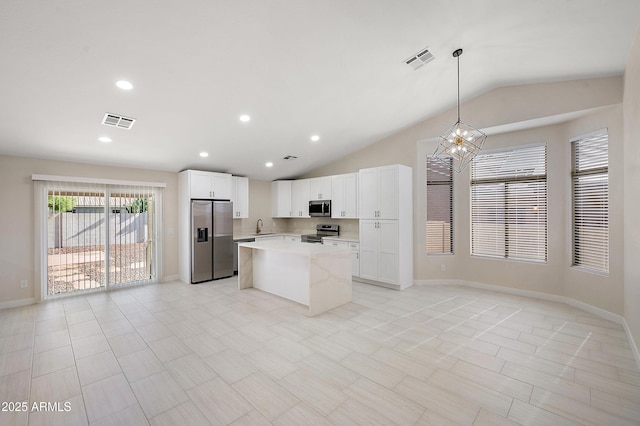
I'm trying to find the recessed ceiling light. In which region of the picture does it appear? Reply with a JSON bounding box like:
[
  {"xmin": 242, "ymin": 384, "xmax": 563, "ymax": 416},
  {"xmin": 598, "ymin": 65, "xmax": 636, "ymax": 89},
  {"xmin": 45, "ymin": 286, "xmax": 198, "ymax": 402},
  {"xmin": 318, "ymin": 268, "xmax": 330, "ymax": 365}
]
[
  {"xmin": 310, "ymin": 135, "xmax": 320, "ymax": 142},
  {"xmin": 265, "ymin": 162, "xmax": 273, "ymax": 167},
  {"xmin": 98, "ymin": 136, "xmax": 112, "ymax": 143},
  {"xmin": 199, "ymin": 152, "xmax": 209, "ymax": 158},
  {"xmin": 116, "ymin": 80, "xmax": 133, "ymax": 90},
  {"xmin": 239, "ymin": 114, "xmax": 251, "ymax": 122}
]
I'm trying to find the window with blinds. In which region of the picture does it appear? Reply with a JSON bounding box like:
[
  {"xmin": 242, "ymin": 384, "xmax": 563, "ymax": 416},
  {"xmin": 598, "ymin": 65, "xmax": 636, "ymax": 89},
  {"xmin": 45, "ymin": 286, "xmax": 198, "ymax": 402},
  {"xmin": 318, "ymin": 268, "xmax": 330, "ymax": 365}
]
[
  {"xmin": 426, "ymin": 157, "xmax": 453, "ymax": 254},
  {"xmin": 471, "ymin": 144, "xmax": 547, "ymax": 262},
  {"xmin": 572, "ymin": 129, "xmax": 608, "ymax": 273}
]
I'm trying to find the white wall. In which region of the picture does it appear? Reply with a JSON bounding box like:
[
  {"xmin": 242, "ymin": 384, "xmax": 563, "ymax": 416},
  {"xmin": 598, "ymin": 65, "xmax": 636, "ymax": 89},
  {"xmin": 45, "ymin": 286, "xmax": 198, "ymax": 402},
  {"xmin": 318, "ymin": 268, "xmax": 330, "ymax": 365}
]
[
  {"xmin": 414, "ymin": 107, "xmax": 624, "ymax": 315},
  {"xmin": 232, "ymin": 179, "xmax": 289, "ymax": 236},
  {"xmin": 308, "ymin": 76, "xmax": 625, "ymax": 315},
  {"xmin": 623, "ymin": 26, "xmax": 640, "ymax": 353},
  {"xmin": 0, "ymin": 155, "xmax": 178, "ymax": 305},
  {"xmin": 562, "ymin": 106, "xmax": 624, "ymax": 314},
  {"xmin": 0, "ymin": 75, "xmax": 630, "ymax": 322}
]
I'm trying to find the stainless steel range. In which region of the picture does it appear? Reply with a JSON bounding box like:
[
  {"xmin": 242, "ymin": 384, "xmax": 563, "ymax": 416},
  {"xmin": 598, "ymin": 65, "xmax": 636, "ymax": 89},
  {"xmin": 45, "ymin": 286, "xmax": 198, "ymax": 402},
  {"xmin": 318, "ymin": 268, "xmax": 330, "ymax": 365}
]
[{"xmin": 301, "ymin": 224, "xmax": 339, "ymax": 243}]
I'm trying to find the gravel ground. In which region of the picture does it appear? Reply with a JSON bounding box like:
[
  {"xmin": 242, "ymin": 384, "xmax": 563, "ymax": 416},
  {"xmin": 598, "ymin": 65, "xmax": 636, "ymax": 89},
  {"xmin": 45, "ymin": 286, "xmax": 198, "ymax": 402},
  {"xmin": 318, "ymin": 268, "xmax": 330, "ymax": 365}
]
[{"xmin": 47, "ymin": 243, "xmax": 151, "ymax": 295}]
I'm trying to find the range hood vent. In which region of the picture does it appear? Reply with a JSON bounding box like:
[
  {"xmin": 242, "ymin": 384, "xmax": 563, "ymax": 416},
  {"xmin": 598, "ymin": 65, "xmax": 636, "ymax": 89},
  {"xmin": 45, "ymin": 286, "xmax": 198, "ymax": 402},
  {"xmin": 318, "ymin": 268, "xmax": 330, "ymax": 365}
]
[
  {"xmin": 405, "ymin": 47, "xmax": 435, "ymax": 70},
  {"xmin": 102, "ymin": 113, "xmax": 136, "ymax": 130}
]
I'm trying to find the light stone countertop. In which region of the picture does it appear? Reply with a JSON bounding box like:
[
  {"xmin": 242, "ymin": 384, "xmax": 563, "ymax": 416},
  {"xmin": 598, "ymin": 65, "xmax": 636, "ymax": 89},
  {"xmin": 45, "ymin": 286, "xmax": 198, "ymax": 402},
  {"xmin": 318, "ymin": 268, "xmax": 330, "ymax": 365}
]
[
  {"xmin": 233, "ymin": 232, "xmax": 301, "ymax": 241},
  {"xmin": 238, "ymin": 239, "xmax": 350, "ymax": 257},
  {"xmin": 321, "ymin": 235, "xmax": 359, "ymax": 243}
]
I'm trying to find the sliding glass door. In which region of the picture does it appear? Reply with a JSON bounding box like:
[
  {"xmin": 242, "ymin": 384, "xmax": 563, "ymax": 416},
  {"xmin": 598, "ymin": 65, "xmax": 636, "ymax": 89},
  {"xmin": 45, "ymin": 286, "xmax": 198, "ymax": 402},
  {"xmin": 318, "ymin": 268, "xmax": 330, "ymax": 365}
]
[
  {"xmin": 47, "ymin": 188, "xmax": 107, "ymax": 295},
  {"xmin": 45, "ymin": 183, "xmax": 158, "ymax": 297},
  {"xmin": 108, "ymin": 189, "xmax": 155, "ymax": 288}
]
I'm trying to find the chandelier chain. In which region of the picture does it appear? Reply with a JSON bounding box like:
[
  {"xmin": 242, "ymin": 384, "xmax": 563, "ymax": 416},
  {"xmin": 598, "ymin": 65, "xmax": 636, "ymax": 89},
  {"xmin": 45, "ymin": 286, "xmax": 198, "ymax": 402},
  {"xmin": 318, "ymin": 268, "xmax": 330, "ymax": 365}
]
[
  {"xmin": 432, "ymin": 47, "xmax": 487, "ymax": 173},
  {"xmin": 457, "ymin": 53, "xmax": 460, "ymax": 122}
]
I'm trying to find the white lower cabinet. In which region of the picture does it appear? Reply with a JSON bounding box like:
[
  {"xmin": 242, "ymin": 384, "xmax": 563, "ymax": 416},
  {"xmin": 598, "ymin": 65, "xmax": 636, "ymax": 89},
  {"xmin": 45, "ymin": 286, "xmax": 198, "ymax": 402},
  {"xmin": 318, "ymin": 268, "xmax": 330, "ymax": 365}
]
[
  {"xmin": 323, "ymin": 239, "xmax": 360, "ymax": 277},
  {"xmin": 359, "ymin": 220, "xmax": 398, "ymax": 284},
  {"xmin": 349, "ymin": 242, "xmax": 360, "ymax": 277}
]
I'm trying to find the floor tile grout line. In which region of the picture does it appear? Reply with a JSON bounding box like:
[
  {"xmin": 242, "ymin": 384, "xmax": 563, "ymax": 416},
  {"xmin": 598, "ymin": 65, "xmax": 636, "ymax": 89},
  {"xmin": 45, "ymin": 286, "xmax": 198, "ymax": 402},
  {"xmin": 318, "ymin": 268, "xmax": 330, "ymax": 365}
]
[
  {"xmin": 381, "ymin": 299, "xmax": 478, "ymax": 344},
  {"xmin": 65, "ymin": 299, "xmax": 93, "ymax": 426},
  {"xmin": 359, "ymin": 295, "xmax": 458, "ymax": 333},
  {"xmin": 11, "ymin": 280, "xmax": 640, "ymax": 426},
  {"xmin": 406, "ymin": 303, "xmax": 500, "ymax": 353},
  {"xmin": 25, "ymin": 311, "xmax": 37, "ymax": 425},
  {"xmin": 85, "ymin": 291, "xmax": 151, "ymax": 424}
]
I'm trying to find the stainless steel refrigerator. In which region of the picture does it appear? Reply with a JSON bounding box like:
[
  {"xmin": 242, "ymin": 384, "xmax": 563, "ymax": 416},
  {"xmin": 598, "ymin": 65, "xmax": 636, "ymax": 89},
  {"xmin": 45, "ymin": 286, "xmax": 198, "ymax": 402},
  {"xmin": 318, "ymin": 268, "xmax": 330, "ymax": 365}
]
[{"xmin": 191, "ymin": 200, "xmax": 233, "ymax": 283}]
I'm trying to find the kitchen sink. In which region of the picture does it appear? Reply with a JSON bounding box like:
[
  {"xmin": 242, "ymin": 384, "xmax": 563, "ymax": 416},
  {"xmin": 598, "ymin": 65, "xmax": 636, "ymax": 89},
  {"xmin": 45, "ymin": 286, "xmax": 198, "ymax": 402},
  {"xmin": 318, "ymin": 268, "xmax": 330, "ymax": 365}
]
[{"xmin": 250, "ymin": 232, "xmax": 276, "ymax": 236}]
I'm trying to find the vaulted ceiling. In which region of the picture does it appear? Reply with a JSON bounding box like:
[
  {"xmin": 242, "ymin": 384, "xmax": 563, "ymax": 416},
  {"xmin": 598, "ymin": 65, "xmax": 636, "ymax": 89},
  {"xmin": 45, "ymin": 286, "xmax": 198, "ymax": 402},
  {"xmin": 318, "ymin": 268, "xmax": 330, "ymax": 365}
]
[{"xmin": 1, "ymin": 0, "xmax": 639, "ymax": 180}]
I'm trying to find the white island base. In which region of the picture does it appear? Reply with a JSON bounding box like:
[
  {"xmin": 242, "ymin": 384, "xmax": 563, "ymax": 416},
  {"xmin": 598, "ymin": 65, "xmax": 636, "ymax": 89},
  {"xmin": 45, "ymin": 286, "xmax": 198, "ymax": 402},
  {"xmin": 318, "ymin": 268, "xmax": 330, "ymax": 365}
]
[{"xmin": 238, "ymin": 240, "xmax": 352, "ymax": 316}]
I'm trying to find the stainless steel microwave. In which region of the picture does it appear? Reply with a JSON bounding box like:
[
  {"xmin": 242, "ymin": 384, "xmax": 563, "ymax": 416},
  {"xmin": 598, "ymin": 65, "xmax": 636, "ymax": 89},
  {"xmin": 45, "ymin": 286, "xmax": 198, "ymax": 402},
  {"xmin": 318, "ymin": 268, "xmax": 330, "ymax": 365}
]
[{"xmin": 309, "ymin": 200, "xmax": 331, "ymax": 217}]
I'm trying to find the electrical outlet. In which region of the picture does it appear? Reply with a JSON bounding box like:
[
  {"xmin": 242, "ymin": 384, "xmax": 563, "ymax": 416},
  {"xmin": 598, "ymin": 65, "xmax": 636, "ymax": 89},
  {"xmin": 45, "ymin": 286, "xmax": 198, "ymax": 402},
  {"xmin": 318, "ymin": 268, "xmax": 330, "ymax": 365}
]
[
  {"xmin": 20, "ymin": 280, "xmax": 28, "ymax": 288},
  {"xmin": 440, "ymin": 264, "xmax": 446, "ymax": 272}
]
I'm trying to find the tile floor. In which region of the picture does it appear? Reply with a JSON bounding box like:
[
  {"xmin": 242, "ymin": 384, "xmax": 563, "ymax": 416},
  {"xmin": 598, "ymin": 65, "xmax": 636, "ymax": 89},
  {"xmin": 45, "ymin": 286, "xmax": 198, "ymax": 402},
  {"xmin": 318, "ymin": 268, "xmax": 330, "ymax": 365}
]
[{"xmin": 1, "ymin": 278, "xmax": 639, "ymax": 425}]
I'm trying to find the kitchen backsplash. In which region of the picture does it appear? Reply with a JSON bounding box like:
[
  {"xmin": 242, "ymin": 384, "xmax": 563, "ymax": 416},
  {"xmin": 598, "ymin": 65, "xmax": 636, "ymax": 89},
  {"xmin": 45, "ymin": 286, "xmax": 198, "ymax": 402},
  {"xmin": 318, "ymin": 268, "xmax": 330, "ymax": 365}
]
[{"xmin": 233, "ymin": 217, "xmax": 359, "ymax": 238}]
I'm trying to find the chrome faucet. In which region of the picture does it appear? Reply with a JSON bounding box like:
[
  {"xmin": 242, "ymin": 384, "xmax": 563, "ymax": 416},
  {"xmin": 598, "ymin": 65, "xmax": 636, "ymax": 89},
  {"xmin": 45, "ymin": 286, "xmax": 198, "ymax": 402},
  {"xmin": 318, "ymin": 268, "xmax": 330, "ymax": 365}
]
[{"xmin": 256, "ymin": 218, "xmax": 263, "ymax": 234}]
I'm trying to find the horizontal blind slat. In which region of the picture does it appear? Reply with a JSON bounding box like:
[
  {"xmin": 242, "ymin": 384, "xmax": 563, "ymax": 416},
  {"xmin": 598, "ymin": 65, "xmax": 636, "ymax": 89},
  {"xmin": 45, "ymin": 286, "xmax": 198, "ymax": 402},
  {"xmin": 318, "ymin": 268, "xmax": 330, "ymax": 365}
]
[
  {"xmin": 471, "ymin": 144, "xmax": 547, "ymax": 262},
  {"xmin": 426, "ymin": 157, "xmax": 453, "ymax": 254},
  {"xmin": 572, "ymin": 129, "xmax": 608, "ymax": 273}
]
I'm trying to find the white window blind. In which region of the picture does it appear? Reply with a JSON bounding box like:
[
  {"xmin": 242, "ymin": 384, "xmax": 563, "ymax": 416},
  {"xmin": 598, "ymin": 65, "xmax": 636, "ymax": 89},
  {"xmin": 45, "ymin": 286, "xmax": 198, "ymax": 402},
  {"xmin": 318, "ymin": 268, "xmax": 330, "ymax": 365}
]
[
  {"xmin": 426, "ymin": 157, "xmax": 453, "ymax": 254},
  {"xmin": 572, "ymin": 129, "xmax": 608, "ymax": 273},
  {"xmin": 471, "ymin": 144, "xmax": 547, "ymax": 262}
]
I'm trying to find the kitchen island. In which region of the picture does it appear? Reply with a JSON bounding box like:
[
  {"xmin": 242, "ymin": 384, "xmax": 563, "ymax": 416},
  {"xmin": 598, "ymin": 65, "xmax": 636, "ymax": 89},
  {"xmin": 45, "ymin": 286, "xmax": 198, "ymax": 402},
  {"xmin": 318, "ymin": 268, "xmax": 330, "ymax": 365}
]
[{"xmin": 237, "ymin": 239, "xmax": 352, "ymax": 316}]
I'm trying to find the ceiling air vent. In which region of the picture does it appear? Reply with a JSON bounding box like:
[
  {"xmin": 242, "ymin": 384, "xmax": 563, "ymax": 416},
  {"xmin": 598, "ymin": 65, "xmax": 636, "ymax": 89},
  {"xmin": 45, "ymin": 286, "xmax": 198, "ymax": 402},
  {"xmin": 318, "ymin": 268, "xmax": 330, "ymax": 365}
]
[
  {"xmin": 405, "ymin": 47, "xmax": 435, "ymax": 70},
  {"xmin": 283, "ymin": 155, "xmax": 297, "ymax": 160},
  {"xmin": 102, "ymin": 113, "xmax": 136, "ymax": 130}
]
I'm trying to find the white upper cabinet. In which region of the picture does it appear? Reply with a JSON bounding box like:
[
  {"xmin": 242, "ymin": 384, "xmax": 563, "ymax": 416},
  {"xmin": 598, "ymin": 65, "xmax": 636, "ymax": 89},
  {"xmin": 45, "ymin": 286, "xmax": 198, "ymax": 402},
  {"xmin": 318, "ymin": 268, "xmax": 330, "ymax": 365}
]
[
  {"xmin": 358, "ymin": 167, "xmax": 378, "ymax": 219},
  {"xmin": 331, "ymin": 173, "xmax": 358, "ymax": 219},
  {"xmin": 272, "ymin": 181, "xmax": 292, "ymax": 218},
  {"xmin": 291, "ymin": 179, "xmax": 310, "ymax": 217},
  {"xmin": 231, "ymin": 176, "xmax": 249, "ymax": 218},
  {"xmin": 183, "ymin": 170, "xmax": 232, "ymax": 200},
  {"xmin": 358, "ymin": 165, "xmax": 400, "ymax": 219},
  {"xmin": 309, "ymin": 176, "xmax": 332, "ymax": 201}
]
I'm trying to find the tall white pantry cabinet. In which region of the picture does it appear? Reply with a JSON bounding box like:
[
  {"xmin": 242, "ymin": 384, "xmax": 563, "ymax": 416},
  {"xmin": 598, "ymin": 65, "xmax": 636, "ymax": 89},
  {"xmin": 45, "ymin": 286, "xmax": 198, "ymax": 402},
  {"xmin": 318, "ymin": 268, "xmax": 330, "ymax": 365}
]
[
  {"xmin": 358, "ymin": 164, "xmax": 413, "ymax": 290},
  {"xmin": 178, "ymin": 170, "xmax": 235, "ymax": 283}
]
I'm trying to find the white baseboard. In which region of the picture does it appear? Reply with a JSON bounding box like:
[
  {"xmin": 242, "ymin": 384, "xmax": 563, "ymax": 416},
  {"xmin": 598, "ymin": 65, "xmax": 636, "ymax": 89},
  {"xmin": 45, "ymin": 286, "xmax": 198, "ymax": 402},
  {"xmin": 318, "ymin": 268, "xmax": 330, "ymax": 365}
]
[
  {"xmin": 354, "ymin": 277, "xmax": 402, "ymax": 291},
  {"xmin": 623, "ymin": 319, "xmax": 640, "ymax": 370},
  {"xmin": 0, "ymin": 297, "xmax": 37, "ymax": 310},
  {"xmin": 416, "ymin": 279, "xmax": 622, "ymax": 323},
  {"xmin": 562, "ymin": 296, "xmax": 623, "ymax": 325},
  {"xmin": 414, "ymin": 279, "xmax": 638, "ymax": 369}
]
